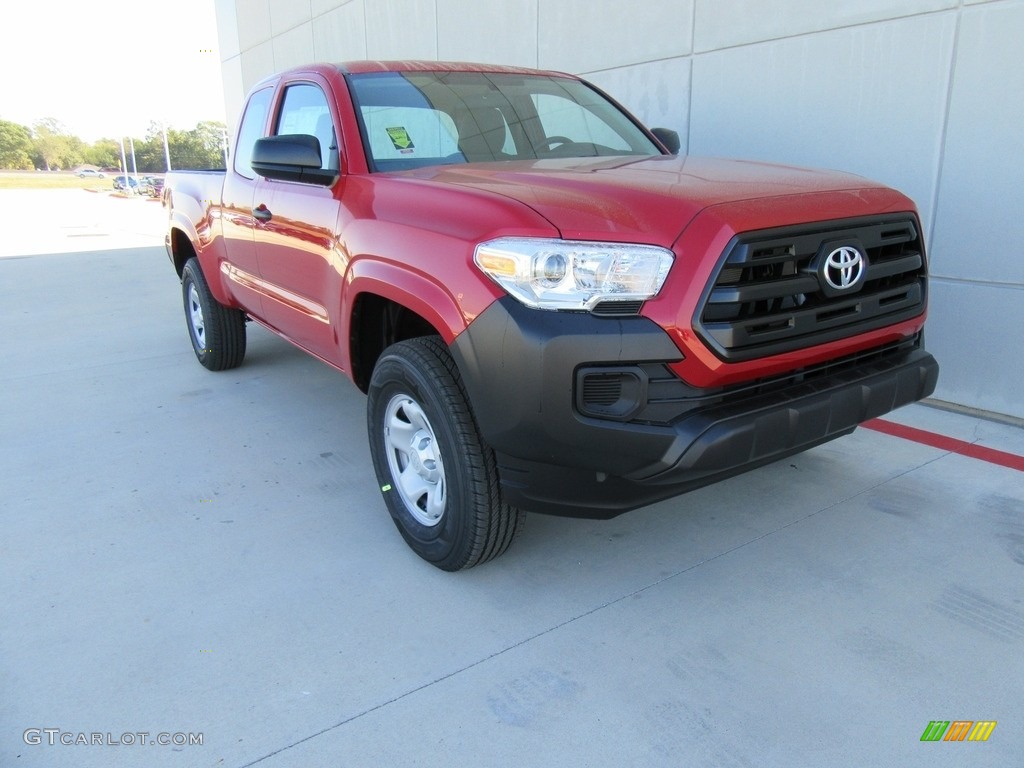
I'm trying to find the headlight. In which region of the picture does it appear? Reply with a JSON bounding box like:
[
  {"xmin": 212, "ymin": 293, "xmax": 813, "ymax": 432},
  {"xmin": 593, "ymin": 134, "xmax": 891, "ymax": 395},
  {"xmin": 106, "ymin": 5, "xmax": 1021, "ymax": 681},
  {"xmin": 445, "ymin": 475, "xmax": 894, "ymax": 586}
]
[{"xmin": 474, "ymin": 237, "xmax": 674, "ymax": 311}]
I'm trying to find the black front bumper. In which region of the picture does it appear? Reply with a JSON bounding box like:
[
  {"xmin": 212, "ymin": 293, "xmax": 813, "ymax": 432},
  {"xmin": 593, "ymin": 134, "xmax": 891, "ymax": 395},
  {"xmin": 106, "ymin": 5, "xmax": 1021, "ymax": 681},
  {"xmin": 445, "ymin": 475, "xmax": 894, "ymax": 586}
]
[{"xmin": 451, "ymin": 297, "xmax": 938, "ymax": 518}]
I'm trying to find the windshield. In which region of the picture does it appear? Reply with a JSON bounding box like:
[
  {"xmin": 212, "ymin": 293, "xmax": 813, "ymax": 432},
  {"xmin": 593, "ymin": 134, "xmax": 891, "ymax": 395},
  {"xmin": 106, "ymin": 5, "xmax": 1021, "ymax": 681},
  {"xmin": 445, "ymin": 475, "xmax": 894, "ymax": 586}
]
[{"xmin": 347, "ymin": 71, "xmax": 662, "ymax": 172}]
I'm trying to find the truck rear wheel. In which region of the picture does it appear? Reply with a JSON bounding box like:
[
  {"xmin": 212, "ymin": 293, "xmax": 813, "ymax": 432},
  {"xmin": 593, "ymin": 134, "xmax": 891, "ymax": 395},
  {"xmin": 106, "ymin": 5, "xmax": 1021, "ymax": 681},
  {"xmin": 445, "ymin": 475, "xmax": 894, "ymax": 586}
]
[
  {"xmin": 181, "ymin": 258, "xmax": 246, "ymax": 371},
  {"xmin": 367, "ymin": 336, "xmax": 524, "ymax": 570}
]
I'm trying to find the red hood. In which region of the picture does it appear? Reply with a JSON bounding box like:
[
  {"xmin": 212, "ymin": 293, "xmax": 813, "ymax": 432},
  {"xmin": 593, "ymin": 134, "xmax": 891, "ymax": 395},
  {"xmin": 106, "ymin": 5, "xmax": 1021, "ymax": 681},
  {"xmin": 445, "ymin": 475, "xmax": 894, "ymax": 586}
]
[{"xmin": 399, "ymin": 154, "xmax": 889, "ymax": 247}]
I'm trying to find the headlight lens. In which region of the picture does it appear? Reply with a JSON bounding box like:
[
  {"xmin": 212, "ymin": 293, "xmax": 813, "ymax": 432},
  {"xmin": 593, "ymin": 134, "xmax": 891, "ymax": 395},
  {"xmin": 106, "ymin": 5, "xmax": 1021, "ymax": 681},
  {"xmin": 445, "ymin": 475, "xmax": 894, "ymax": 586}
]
[{"xmin": 474, "ymin": 237, "xmax": 674, "ymax": 310}]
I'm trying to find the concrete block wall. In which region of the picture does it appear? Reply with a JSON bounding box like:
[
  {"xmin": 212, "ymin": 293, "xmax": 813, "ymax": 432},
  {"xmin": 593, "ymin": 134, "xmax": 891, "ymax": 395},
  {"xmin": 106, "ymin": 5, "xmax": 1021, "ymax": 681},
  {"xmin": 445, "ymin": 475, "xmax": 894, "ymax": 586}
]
[{"xmin": 213, "ymin": 0, "xmax": 1024, "ymax": 419}]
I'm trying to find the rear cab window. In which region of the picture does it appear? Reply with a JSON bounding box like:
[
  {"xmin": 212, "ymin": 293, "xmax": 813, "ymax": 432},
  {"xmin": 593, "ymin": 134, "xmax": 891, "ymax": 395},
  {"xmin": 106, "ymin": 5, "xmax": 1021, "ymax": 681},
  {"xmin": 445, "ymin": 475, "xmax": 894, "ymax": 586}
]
[{"xmin": 233, "ymin": 87, "xmax": 273, "ymax": 179}]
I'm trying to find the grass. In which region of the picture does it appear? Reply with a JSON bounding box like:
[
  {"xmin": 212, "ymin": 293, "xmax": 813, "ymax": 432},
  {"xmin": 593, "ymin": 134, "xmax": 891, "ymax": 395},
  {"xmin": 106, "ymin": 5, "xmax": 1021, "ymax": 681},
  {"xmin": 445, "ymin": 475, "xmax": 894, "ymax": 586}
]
[{"xmin": 0, "ymin": 171, "xmax": 115, "ymax": 191}]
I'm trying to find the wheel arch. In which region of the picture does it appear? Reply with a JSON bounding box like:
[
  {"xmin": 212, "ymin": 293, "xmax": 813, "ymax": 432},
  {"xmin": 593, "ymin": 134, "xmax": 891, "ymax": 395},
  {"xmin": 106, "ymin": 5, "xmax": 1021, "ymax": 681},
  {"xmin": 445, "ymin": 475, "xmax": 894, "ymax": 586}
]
[
  {"xmin": 347, "ymin": 289, "xmax": 452, "ymax": 393},
  {"xmin": 344, "ymin": 260, "xmax": 475, "ymax": 392},
  {"xmin": 168, "ymin": 226, "xmax": 197, "ymax": 277}
]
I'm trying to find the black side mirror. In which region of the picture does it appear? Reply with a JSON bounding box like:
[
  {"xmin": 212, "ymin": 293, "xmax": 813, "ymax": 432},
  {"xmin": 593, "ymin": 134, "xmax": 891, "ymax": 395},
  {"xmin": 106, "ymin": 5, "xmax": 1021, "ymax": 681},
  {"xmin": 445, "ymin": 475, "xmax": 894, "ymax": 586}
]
[
  {"xmin": 651, "ymin": 127, "xmax": 681, "ymax": 155},
  {"xmin": 251, "ymin": 135, "xmax": 338, "ymax": 186}
]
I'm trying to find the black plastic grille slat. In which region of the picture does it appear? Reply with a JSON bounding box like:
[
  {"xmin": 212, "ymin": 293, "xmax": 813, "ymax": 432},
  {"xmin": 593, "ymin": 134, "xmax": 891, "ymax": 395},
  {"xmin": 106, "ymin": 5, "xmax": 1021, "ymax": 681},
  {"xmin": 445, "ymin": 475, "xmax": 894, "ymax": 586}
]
[
  {"xmin": 582, "ymin": 375, "xmax": 623, "ymax": 406},
  {"xmin": 696, "ymin": 214, "xmax": 927, "ymax": 361},
  {"xmin": 704, "ymin": 282, "xmax": 922, "ymax": 348},
  {"xmin": 709, "ymin": 275, "xmax": 820, "ymax": 304},
  {"xmin": 591, "ymin": 300, "xmax": 644, "ymax": 317}
]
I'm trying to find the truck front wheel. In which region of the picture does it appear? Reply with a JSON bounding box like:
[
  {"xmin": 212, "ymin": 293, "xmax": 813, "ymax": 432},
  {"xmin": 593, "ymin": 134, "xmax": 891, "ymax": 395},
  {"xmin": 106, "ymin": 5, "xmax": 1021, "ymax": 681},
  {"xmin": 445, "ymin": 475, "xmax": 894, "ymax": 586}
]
[
  {"xmin": 181, "ymin": 258, "xmax": 246, "ymax": 371},
  {"xmin": 367, "ymin": 336, "xmax": 524, "ymax": 570}
]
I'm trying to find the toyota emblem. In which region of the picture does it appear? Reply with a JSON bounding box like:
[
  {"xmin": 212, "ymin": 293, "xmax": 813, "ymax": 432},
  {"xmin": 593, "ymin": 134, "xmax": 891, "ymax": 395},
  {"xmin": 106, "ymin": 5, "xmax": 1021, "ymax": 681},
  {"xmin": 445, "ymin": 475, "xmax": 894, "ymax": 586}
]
[{"xmin": 823, "ymin": 246, "xmax": 865, "ymax": 291}]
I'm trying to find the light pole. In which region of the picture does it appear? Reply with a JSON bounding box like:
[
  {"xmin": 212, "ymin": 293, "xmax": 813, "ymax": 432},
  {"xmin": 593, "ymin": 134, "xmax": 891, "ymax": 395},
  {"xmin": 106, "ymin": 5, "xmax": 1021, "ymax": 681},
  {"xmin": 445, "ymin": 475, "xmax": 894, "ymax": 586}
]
[
  {"xmin": 129, "ymin": 137, "xmax": 139, "ymax": 191},
  {"xmin": 162, "ymin": 124, "xmax": 172, "ymax": 172},
  {"xmin": 118, "ymin": 138, "xmax": 128, "ymax": 193}
]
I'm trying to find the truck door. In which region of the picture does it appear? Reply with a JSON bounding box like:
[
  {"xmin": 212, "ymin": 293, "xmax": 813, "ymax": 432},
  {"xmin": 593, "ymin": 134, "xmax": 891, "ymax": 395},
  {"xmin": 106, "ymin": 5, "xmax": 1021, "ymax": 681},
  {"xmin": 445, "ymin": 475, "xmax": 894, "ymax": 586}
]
[
  {"xmin": 221, "ymin": 86, "xmax": 273, "ymax": 314},
  {"xmin": 252, "ymin": 79, "xmax": 343, "ymax": 366}
]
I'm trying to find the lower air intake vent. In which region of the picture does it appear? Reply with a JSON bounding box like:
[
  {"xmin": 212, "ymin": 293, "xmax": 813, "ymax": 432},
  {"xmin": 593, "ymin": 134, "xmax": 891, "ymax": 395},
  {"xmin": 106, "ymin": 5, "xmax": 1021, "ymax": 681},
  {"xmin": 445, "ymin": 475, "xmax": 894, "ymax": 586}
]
[
  {"xmin": 582, "ymin": 373, "xmax": 623, "ymax": 406},
  {"xmin": 576, "ymin": 367, "xmax": 647, "ymax": 421}
]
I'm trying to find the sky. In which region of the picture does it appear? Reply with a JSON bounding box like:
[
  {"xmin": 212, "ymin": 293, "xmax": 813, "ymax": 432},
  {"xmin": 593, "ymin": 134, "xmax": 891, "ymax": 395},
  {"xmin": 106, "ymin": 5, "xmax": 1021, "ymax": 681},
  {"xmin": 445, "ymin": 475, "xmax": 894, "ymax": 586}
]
[{"xmin": 1, "ymin": 0, "xmax": 227, "ymax": 142}]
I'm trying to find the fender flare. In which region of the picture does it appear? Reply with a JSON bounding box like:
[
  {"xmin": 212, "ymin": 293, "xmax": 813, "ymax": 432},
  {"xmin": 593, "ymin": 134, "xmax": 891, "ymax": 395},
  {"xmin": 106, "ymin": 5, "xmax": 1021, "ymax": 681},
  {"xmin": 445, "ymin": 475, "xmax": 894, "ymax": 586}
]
[
  {"xmin": 167, "ymin": 217, "xmax": 235, "ymax": 307},
  {"xmin": 167, "ymin": 215, "xmax": 200, "ymax": 274},
  {"xmin": 342, "ymin": 259, "xmax": 472, "ymax": 346}
]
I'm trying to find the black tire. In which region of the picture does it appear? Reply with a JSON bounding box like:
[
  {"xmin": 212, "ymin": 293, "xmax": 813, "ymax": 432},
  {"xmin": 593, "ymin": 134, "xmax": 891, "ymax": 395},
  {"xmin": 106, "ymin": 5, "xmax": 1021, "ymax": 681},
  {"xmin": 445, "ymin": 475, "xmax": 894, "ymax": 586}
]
[
  {"xmin": 181, "ymin": 258, "xmax": 246, "ymax": 371},
  {"xmin": 367, "ymin": 336, "xmax": 524, "ymax": 571}
]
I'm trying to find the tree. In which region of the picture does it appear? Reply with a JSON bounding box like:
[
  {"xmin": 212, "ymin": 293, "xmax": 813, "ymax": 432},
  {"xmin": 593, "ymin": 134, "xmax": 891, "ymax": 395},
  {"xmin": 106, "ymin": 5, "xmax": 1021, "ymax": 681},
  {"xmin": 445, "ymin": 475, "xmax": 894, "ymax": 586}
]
[
  {"xmin": 126, "ymin": 123, "xmax": 167, "ymax": 172},
  {"xmin": 82, "ymin": 138, "xmax": 121, "ymax": 170},
  {"xmin": 0, "ymin": 119, "xmax": 34, "ymax": 169},
  {"xmin": 170, "ymin": 121, "xmax": 227, "ymax": 170},
  {"xmin": 32, "ymin": 118, "xmax": 82, "ymax": 170},
  {"xmin": 63, "ymin": 135, "xmax": 86, "ymax": 169},
  {"xmin": 118, "ymin": 121, "xmax": 226, "ymax": 172},
  {"xmin": 194, "ymin": 121, "xmax": 227, "ymax": 159},
  {"xmin": 2, "ymin": 118, "xmax": 229, "ymax": 172},
  {"xmin": 132, "ymin": 136, "xmax": 165, "ymax": 173}
]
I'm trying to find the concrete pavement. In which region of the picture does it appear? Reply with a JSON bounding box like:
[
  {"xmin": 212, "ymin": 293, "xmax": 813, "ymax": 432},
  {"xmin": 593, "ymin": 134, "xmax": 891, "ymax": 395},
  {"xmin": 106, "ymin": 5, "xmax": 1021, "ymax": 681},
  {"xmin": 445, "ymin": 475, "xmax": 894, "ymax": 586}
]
[
  {"xmin": 0, "ymin": 188, "xmax": 166, "ymax": 257},
  {"xmin": 1, "ymin": 190, "xmax": 1021, "ymax": 767}
]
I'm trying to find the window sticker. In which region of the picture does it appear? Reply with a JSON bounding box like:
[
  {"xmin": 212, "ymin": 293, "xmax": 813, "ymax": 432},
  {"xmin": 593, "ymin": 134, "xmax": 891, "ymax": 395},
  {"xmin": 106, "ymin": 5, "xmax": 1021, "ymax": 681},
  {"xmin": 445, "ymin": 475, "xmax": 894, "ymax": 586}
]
[{"xmin": 386, "ymin": 126, "xmax": 415, "ymax": 153}]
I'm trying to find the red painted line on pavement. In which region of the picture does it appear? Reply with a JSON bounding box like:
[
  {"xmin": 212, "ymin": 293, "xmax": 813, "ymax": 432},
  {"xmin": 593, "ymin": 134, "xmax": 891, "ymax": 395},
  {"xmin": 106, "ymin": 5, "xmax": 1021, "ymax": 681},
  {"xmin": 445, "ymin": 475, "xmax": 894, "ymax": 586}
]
[{"xmin": 864, "ymin": 419, "xmax": 1024, "ymax": 472}]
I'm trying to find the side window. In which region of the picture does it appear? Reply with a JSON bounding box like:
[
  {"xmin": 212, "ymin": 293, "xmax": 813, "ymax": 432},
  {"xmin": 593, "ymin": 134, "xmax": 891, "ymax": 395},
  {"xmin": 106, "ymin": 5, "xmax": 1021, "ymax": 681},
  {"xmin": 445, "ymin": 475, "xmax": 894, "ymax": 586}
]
[
  {"xmin": 233, "ymin": 87, "xmax": 273, "ymax": 179},
  {"xmin": 275, "ymin": 83, "xmax": 339, "ymax": 172}
]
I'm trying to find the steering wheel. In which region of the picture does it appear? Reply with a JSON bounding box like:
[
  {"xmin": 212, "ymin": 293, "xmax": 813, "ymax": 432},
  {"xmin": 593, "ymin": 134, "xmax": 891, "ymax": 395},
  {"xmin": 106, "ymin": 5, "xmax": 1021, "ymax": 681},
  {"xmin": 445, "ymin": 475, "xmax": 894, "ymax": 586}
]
[{"xmin": 536, "ymin": 135, "xmax": 574, "ymax": 152}]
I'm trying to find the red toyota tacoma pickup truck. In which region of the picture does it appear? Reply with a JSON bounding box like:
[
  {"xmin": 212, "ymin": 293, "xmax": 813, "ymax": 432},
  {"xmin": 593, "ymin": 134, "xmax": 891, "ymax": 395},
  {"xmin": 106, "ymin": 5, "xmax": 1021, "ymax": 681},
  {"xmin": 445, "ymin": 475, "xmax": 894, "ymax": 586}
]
[{"xmin": 164, "ymin": 61, "xmax": 938, "ymax": 570}]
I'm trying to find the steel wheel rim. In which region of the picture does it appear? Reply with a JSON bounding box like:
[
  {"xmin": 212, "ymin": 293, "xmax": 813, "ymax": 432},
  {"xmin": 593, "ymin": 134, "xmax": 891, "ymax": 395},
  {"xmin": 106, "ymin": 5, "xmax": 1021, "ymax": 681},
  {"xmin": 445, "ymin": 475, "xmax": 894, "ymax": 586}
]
[
  {"xmin": 188, "ymin": 283, "xmax": 206, "ymax": 350},
  {"xmin": 383, "ymin": 393, "xmax": 446, "ymax": 526}
]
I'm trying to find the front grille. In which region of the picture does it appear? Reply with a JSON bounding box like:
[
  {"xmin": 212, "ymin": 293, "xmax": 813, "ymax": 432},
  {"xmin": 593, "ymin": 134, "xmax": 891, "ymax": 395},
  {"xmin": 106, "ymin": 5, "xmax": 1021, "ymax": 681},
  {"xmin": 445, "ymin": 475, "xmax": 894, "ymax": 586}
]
[{"xmin": 695, "ymin": 214, "xmax": 927, "ymax": 361}]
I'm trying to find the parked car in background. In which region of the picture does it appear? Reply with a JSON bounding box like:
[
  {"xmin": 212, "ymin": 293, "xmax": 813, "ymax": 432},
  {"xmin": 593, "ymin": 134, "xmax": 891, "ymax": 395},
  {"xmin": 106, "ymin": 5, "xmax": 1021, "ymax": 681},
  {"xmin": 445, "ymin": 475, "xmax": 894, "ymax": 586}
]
[
  {"xmin": 112, "ymin": 175, "xmax": 140, "ymax": 191},
  {"xmin": 138, "ymin": 176, "xmax": 165, "ymax": 197},
  {"xmin": 77, "ymin": 168, "xmax": 105, "ymax": 178}
]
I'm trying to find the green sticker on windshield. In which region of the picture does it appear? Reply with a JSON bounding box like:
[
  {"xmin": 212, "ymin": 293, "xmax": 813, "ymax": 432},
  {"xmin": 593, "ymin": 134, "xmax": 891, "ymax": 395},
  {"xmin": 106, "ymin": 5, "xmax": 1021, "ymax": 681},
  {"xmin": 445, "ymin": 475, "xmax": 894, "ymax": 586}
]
[{"xmin": 386, "ymin": 126, "xmax": 414, "ymax": 151}]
